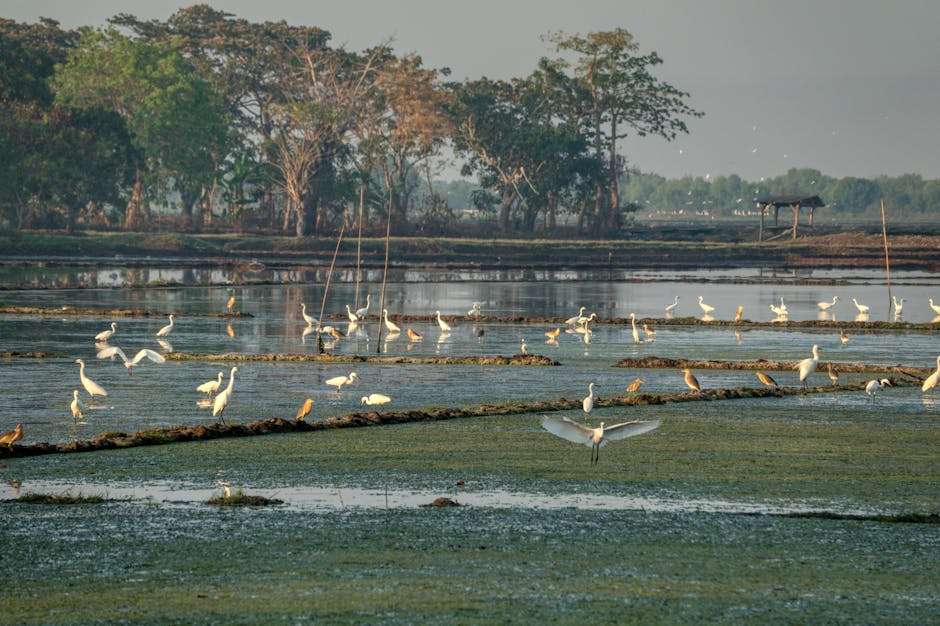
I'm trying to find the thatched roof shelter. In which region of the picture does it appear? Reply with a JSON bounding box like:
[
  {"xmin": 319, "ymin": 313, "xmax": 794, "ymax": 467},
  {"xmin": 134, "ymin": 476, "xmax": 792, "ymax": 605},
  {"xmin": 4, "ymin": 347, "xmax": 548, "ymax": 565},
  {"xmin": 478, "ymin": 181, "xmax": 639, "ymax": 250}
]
[{"xmin": 753, "ymin": 194, "xmax": 827, "ymax": 241}]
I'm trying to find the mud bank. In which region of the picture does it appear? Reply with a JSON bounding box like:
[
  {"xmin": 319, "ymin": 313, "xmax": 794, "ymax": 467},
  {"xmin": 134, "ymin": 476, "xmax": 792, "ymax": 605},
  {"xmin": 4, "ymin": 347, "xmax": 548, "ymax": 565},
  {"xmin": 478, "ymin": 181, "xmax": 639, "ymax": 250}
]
[
  {"xmin": 165, "ymin": 351, "xmax": 559, "ymax": 366},
  {"xmin": 0, "ymin": 379, "xmax": 917, "ymax": 459},
  {"xmin": 0, "ymin": 306, "xmax": 252, "ymax": 318},
  {"xmin": 615, "ymin": 356, "xmax": 932, "ymax": 378}
]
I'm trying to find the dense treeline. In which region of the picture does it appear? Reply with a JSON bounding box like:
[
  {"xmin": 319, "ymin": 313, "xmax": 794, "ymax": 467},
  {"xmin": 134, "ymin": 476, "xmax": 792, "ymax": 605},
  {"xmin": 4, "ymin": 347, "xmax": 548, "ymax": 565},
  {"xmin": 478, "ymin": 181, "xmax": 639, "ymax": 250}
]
[{"xmin": 1, "ymin": 8, "xmax": 936, "ymax": 238}]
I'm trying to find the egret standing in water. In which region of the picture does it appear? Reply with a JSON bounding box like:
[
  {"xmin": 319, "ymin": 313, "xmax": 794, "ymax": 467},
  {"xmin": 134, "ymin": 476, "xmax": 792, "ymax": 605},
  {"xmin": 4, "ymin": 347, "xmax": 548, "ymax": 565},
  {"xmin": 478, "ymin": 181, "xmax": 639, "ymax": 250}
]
[
  {"xmin": 840, "ymin": 330, "xmax": 849, "ymax": 345},
  {"xmin": 930, "ymin": 298, "xmax": 940, "ymax": 316},
  {"xmin": 892, "ymin": 296, "xmax": 904, "ymax": 318},
  {"xmin": 467, "ymin": 302, "xmax": 482, "ymax": 318},
  {"xmin": 698, "ymin": 296, "xmax": 715, "ymax": 315},
  {"xmin": 75, "ymin": 359, "xmax": 107, "ymax": 398},
  {"xmin": 630, "ymin": 313, "xmax": 641, "ymax": 344},
  {"xmin": 326, "ymin": 372, "xmax": 358, "ymax": 392},
  {"xmin": 355, "ymin": 294, "xmax": 371, "ymax": 319},
  {"xmin": 582, "ymin": 383, "xmax": 596, "ymax": 414},
  {"xmin": 541, "ymin": 416, "xmax": 661, "ymax": 466},
  {"xmin": 70, "ymin": 390, "xmax": 85, "ymax": 421},
  {"xmin": 361, "ymin": 393, "xmax": 391, "ymax": 405},
  {"xmin": 734, "ymin": 305, "xmax": 744, "ymax": 322},
  {"xmin": 226, "ymin": 293, "xmax": 237, "ymax": 313},
  {"xmin": 156, "ymin": 314, "xmax": 175, "ymax": 337},
  {"xmin": 212, "ymin": 367, "xmax": 238, "ymax": 422},
  {"xmin": 383, "ymin": 309, "xmax": 400, "ymax": 334},
  {"xmin": 642, "ymin": 324, "xmax": 656, "ymax": 341},
  {"xmin": 796, "ymin": 344, "xmax": 820, "ymax": 388},
  {"xmin": 435, "ymin": 311, "xmax": 452, "ymax": 333},
  {"xmin": 665, "ymin": 296, "xmax": 679, "ymax": 315},
  {"xmin": 864, "ymin": 378, "xmax": 892, "ymax": 401},
  {"xmin": 94, "ymin": 323, "xmax": 117, "ymax": 342},
  {"xmin": 827, "ymin": 362, "xmax": 839, "ymax": 386},
  {"xmin": 922, "ymin": 356, "xmax": 940, "ymax": 392},
  {"xmin": 301, "ymin": 303, "xmax": 317, "ymax": 327},
  {"xmin": 197, "ymin": 372, "xmax": 224, "ymax": 396},
  {"xmin": 852, "ymin": 298, "xmax": 870, "ymax": 315},
  {"xmin": 520, "ymin": 337, "xmax": 528, "ymax": 355},
  {"xmin": 564, "ymin": 307, "xmax": 586, "ymax": 327},
  {"xmin": 817, "ymin": 296, "xmax": 838, "ymax": 311},
  {"xmin": 346, "ymin": 305, "xmax": 359, "ymax": 323}
]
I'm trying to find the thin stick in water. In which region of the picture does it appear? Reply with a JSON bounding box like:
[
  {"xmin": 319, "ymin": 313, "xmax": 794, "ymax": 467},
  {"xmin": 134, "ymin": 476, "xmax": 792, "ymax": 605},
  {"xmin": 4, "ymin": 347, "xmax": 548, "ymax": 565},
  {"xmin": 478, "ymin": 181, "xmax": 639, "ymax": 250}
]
[{"xmin": 881, "ymin": 198, "xmax": 892, "ymax": 317}]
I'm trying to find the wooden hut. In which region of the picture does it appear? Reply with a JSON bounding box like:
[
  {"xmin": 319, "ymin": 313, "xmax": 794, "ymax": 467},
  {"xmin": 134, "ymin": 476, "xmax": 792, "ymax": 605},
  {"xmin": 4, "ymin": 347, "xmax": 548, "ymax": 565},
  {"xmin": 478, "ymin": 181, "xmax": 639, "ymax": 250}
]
[{"xmin": 754, "ymin": 194, "xmax": 826, "ymax": 241}]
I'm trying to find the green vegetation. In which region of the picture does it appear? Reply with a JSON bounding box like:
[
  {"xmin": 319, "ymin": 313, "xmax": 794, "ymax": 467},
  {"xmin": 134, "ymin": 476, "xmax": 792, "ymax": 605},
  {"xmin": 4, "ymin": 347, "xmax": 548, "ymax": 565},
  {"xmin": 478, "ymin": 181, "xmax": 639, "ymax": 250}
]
[
  {"xmin": 206, "ymin": 490, "xmax": 282, "ymax": 507},
  {"xmin": 11, "ymin": 492, "xmax": 107, "ymax": 504}
]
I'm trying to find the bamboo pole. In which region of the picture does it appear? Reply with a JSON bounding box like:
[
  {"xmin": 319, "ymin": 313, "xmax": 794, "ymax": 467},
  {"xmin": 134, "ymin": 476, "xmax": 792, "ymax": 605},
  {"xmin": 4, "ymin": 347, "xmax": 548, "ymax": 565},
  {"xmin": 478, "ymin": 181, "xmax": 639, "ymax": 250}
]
[
  {"xmin": 316, "ymin": 215, "xmax": 347, "ymax": 333},
  {"xmin": 881, "ymin": 198, "xmax": 892, "ymax": 317},
  {"xmin": 376, "ymin": 201, "xmax": 392, "ymax": 353},
  {"xmin": 355, "ymin": 184, "xmax": 365, "ymax": 310}
]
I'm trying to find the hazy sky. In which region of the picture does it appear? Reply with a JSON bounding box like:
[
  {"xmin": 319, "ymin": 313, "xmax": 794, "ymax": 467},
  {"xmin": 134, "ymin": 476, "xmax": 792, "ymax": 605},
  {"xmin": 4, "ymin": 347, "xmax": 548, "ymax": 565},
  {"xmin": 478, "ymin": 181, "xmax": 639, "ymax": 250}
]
[{"xmin": 5, "ymin": 0, "xmax": 939, "ymax": 180}]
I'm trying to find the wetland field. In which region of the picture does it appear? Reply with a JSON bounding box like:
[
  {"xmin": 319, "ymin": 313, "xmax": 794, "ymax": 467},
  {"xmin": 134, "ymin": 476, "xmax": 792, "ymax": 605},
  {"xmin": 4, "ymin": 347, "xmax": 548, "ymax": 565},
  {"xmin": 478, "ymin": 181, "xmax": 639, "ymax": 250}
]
[{"xmin": 1, "ymin": 260, "xmax": 939, "ymax": 624}]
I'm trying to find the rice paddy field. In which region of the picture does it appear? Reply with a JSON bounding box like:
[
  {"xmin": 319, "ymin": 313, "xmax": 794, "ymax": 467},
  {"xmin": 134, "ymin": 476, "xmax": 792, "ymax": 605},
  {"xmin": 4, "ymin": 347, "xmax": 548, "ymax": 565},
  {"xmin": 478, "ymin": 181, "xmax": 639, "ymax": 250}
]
[{"xmin": 1, "ymin": 270, "xmax": 939, "ymax": 624}]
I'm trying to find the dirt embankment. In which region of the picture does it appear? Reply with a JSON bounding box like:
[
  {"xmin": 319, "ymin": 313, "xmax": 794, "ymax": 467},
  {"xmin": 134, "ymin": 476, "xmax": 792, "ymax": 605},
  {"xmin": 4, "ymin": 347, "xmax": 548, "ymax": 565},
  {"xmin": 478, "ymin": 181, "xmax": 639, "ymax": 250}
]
[
  {"xmin": 165, "ymin": 352, "xmax": 559, "ymax": 366},
  {"xmin": 615, "ymin": 356, "xmax": 933, "ymax": 378},
  {"xmin": 0, "ymin": 306, "xmax": 251, "ymax": 318}
]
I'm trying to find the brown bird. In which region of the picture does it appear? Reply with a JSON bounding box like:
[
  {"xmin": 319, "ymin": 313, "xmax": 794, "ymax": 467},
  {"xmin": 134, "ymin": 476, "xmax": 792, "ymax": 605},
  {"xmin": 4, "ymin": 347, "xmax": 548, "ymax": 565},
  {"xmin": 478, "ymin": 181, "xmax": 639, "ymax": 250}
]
[
  {"xmin": 827, "ymin": 362, "xmax": 839, "ymax": 385},
  {"xmin": 626, "ymin": 378, "xmax": 644, "ymax": 393},
  {"xmin": 226, "ymin": 294, "xmax": 236, "ymax": 313},
  {"xmin": 545, "ymin": 327, "xmax": 561, "ymax": 340},
  {"xmin": 734, "ymin": 305, "xmax": 744, "ymax": 322},
  {"xmin": 327, "ymin": 326, "xmax": 345, "ymax": 340},
  {"xmin": 642, "ymin": 324, "xmax": 656, "ymax": 340},
  {"xmin": 226, "ymin": 322, "xmax": 235, "ymax": 338},
  {"xmin": 295, "ymin": 398, "xmax": 314, "ymax": 421},
  {"xmin": 755, "ymin": 371, "xmax": 778, "ymax": 388},
  {"xmin": 406, "ymin": 327, "xmax": 423, "ymax": 342},
  {"xmin": 682, "ymin": 369, "xmax": 701, "ymax": 393},
  {"xmin": 0, "ymin": 423, "xmax": 23, "ymax": 448}
]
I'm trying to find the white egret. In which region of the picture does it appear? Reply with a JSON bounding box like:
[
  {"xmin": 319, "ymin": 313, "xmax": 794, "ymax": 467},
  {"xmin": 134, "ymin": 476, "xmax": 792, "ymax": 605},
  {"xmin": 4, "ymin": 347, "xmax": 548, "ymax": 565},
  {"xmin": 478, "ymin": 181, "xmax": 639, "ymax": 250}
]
[
  {"xmin": 156, "ymin": 338, "xmax": 173, "ymax": 353},
  {"xmin": 817, "ymin": 297, "xmax": 838, "ymax": 311},
  {"xmin": 582, "ymin": 382, "xmax": 595, "ymax": 414},
  {"xmin": 665, "ymin": 296, "xmax": 679, "ymax": 314},
  {"xmin": 156, "ymin": 314, "xmax": 175, "ymax": 337},
  {"xmin": 630, "ymin": 313, "xmax": 640, "ymax": 344},
  {"xmin": 734, "ymin": 305, "xmax": 744, "ymax": 323},
  {"xmin": 0, "ymin": 424, "xmax": 23, "ymax": 448},
  {"xmin": 301, "ymin": 303, "xmax": 317, "ymax": 326},
  {"xmin": 326, "ymin": 372, "xmax": 358, "ymax": 392},
  {"xmin": 467, "ymin": 302, "xmax": 482, "ymax": 317},
  {"xmin": 698, "ymin": 296, "xmax": 715, "ymax": 315},
  {"xmin": 346, "ymin": 305, "xmax": 358, "ymax": 323},
  {"xmin": 197, "ymin": 372, "xmax": 224, "ymax": 396},
  {"xmin": 94, "ymin": 323, "xmax": 117, "ymax": 342},
  {"xmin": 564, "ymin": 307, "xmax": 586, "ymax": 326},
  {"xmin": 778, "ymin": 297, "xmax": 788, "ymax": 314},
  {"xmin": 930, "ymin": 298, "xmax": 940, "ymax": 315},
  {"xmin": 70, "ymin": 390, "xmax": 85, "ymax": 421},
  {"xmin": 541, "ymin": 416, "xmax": 661, "ymax": 466},
  {"xmin": 217, "ymin": 480, "xmax": 233, "ymax": 498},
  {"xmin": 355, "ymin": 294, "xmax": 371, "ymax": 319},
  {"xmin": 212, "ymin": 367, "xmax": 238, "ymax": 421},
  {"xmin": 769, "ymin": 302, "xmax": 787, "ymax": 317},
  {"xmin": 682, "ymin": 369, "xmax": 701, "ymax": 393},
  {"xmin": 864, "ymin": 378, "xmax": 892, "ymax": 400},
  {"xmin": 922, "ymin": 356, "xmax": 940, "ymax": 392},
  {"xmin": 840, "ymin": 330, "xmax": 849, "ymax": 344},
  {"xmin": 892, "ymin": 296, "xmax": 904, "ymax": 317},
  {"xmin": 796, "ymin": 344, "xmax": 820, "ymax": 387},
  {"xmin": 361, "ymin": 393, "xmax": 391, "ymax": 405},
  {"xmin": 75, "ymin": 359, "xmax": 107, "ymax": 398},
  {"xmin": 96, "ymin": 346, "xmax": 165, "ymax": 374},
  {"xmin": 435, "ymin": 310, "xmax": 452, "ymax": 333},
  {"xmin": 520, "ymin": 337, "xmax": 527, "ymax": 355},
  {"xmin": 852, "ymin": 298, "xmax": 870, "ymax": 314},
  {"xmin": 383, "ymin": 309, "xmax": 400, "ymax": 334}
]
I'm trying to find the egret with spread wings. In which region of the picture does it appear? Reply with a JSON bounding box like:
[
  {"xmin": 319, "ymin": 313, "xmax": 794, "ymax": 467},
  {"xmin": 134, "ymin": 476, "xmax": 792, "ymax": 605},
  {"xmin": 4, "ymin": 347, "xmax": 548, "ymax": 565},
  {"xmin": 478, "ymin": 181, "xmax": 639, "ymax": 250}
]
[
  {"xmin": 541, "ymin": 416, "xmax": 661, "ymax": 465},
  {"xmin": 97, "ymin": 346, "xmax": 166, "ymax": 374}
]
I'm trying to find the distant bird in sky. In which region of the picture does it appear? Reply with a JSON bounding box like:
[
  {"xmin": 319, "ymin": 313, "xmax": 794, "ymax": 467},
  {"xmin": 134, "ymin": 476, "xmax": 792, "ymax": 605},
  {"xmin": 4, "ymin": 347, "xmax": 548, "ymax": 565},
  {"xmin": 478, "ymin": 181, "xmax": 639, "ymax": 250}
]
[
  {"xmin": 541, "ymin": 416, "xmax": 661, "ymax": 466},
  {"xmin": 156, "ymin": 314, "xmax": 175, "ymax": 337},
  {"xmin": 361, "ymin": 393, "xmax": 391, "ymax": 406},
  {"xmin": 755, "ymin": 371, "xmax": 778, "ymax": 388},
  {"xmin": 96, "ymin": 346, "xmax": 165, "ymax": 374},
  {"xmin": 295, "ymin": 398, "xmax": 314, "ymax": 421},
  {"xmin": 197, "ymin": 372, "xmax": 224, "ymax": 396},
  {"xmin": 796, "ymin": 345, "xmax": 820, "ymax": 387},
  {"xmin": 75, "ymin": 359, "xmax": 107, "ymax": 398},
  {"xmin": 94, "ymin": 322, "xmax": 117, "ymax": 342},
  {"xmin": 326, "ymin": 372, "xmax": 358, "ymax": 392}
]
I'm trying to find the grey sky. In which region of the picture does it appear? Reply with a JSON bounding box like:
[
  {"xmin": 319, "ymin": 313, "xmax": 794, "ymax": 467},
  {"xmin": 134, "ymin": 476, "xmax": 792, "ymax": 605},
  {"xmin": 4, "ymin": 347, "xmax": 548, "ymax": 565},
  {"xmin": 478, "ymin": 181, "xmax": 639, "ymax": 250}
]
[{"xmin": 5, "ymin": 0, "xmax": 939, "ymax": 180}]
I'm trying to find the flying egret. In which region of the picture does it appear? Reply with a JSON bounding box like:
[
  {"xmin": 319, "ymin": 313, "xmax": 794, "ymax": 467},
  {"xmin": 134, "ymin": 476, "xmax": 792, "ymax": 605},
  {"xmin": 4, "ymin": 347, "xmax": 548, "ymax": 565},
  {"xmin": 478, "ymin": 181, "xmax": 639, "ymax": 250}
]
[
  {"xmin": 930, "ymin": 299, "xmax": 940, "ymax": 315},
  {"xmin": 0, "ymin": 423, "xmax": 23, "ymax": 448},
  {"xmin": 922, "ymin": 356, "xmax": 940, "ymax": 392},
  {"xmin": 355, "ymin": 294, "xmax": 371, "ymax": 319},
  {"xmin": 755, "ymin": 371, "xmax": 778, "ymax": 388},
  {"xmin": 564, "ymin": 307, "xmax": 586, "ymax": 326},
  {"xmin": 626, "ymin": 378, "xmax": 644, "ymax": 393},
  {"xmin": 817, "ymin": 296, "xmax": 839, "ymax": 311},
  {"xmin": 827, "ymin": 363, "xmax": 839, "ymax": 386},
  {"xmin": 96, "ymin": 346, "xmax": 165, "ymax": 374},
  {"xmin": 301, "ymin": 303, "xmax": 317, "ymax": 326},
  {"xmin": 212, "ymin": 367, "xmax": 238, "ymax": 422},
  {"xmin": 796, "ymin": 344, "xmax": 820, "ymax": 388},
  {"xmin": 840, "ymin": 330, "xmax": 849, "ymax": 344},
  {"xmin": 295, "ymin": 398, "xmax": 314, "ymax": 421},
  {"xmin": 383, "ymin": 309, "xmax": 400, "ymax": 334},
  {"xmin": 665, "ymin": 296, "xmax": 679, "ymax": 314},
  {"xmin": 698, "ymin": 296, "xmax": 715, "ymax": 315},
  {"xmin": 582, "ymin": 383, "xmax": 595, "ymax": 414},
  {"xmin": 326, "ymin": 372, "xmax": 358, "ymax": 392},
  {"xmin": 435, "ymin": 311, "xmax": 452, "ymax": 333},
  {"xmin": 682, "ymin": 369, "xmax": 701, "ymax": 393},
  {"xmin": 406, "ymin": 328, "xmax": 423, "ymax": 342},
  {"xmin": 156, "ymin": 314, "xmax": 175, "ymax": 337},
  {"xmin": 545, "ymin": 328, "xmax": 561, "ymax": 340},
  {"xmin": 70, "ymin": 390, "xmax": 84, "ymax": 421},
  {"xmin": 852, "ymin": 298, "xmax": 870, "ymax": 315},
  {"xmin": 197, "ymin": 372, "xmax": 224, "ymax": 396},
  {"xmin": 75, "ymin": 359, "xmax": 107, "ymax": 398},
  {"xmin": 541, "ymin": 416, "xmax": 661, "ymax": 466},
  {"xmin": 94, "ymin": 322, "xmax": 117, "ymax": 342},
  {"xmin": 864, "ymin": 378, "xmax": 892, "ymax": 400},
  {"xmin": 346, "ymin": 305, "xmax": 359, "ymax": 323},
  {"xmin": 467, "ymin": 302, "xmax": 482, "ymax": 317},
  {"xmin": 361, "ymin": 393, "xmax": 391, "ymax": 405},
  {"xmin": 630, "ymin": 313, "xmax": 641, "ymax": 344}
]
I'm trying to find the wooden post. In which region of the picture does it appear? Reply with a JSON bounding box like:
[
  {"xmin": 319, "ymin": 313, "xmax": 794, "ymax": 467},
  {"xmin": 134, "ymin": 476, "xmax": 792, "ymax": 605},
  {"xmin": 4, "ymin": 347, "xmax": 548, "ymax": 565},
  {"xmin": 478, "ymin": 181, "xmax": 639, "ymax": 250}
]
[
  {"xmin": 881, "ymin": 199, "xmax": 892, "ymax": 316},
  {"xmin": 773, "ymin": 205, "xmax": 779, "ymax": 226},
  {"xmin": 316, "ymin": 216, "xmax": 347, "ymax": 331},
  {"xmin": 758, "ymin": 203, "xmax": 765, "ymax": 242},
  {"xmin": 354, "ymin": 185, "xmax": 365, "ymax": 310},
  {"xmin": 808, "ymin": 206, "xmax": 815, "ymax": 226},
  {"xmin": 375, "ymin": 203, "xmax": 392, "ymax": 353},
  {"xmin": 791, "ymin": 203, "xmax": 800, "ymax": 240}
]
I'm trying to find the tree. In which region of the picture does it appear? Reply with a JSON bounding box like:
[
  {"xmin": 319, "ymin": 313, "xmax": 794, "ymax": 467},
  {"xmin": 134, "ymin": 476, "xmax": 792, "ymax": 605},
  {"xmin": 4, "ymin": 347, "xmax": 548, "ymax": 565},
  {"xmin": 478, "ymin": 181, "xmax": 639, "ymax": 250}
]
[
  {"xmin": 53, "ymin": 28, "xmax": 229, "ymax": 230},
  {"xmin": 829, "ymin": 177, "xmax": 880, "ymax": 214}
]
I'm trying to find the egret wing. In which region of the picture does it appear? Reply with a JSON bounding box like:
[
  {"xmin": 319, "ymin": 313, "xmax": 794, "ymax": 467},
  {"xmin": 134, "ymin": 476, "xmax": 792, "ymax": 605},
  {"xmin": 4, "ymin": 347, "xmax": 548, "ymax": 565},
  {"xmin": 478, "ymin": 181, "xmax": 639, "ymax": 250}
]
[
  {"xmin": 602, "ymin": 419, "xmax": 661, "ymax": 443},
  {"xmin": 541, "ymin": 417, "xmax": 594, "ymax": 447},
  {"xmin": 96, "ymin": 345, "xmax": 127, "ymax": 362},
  {"xmin": 131, "ymin": 349, "xmax": 166, "ymax": 364}
]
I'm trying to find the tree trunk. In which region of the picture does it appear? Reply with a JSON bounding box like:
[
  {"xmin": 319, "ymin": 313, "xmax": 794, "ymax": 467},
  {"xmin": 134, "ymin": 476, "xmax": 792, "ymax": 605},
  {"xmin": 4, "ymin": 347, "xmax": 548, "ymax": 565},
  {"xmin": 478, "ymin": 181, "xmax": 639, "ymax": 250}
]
[
  {"xmin": 791, "ymin": 203, "xmax": 800, "ymax": 240},
  {"xmin": 608, "ymin": 115, "xmax": 621, "ymax": 231},
  {"xmin": 548, "ymin": 192, "xmax": 557, "ymax": 232},
  {"xmin": 180, "ymin": 190, "xmax": 198, "ymax": 232},
  {"xmin": 498, "ymin": 188, "xmax": 515, "ymax": 234},
  {"xmin": 124, "ymin": 169, "xmax": 145, "ymax": 231},
  {"xmin": 65, "ymin": 203, "xmax": 80, "ymax": 234}
]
